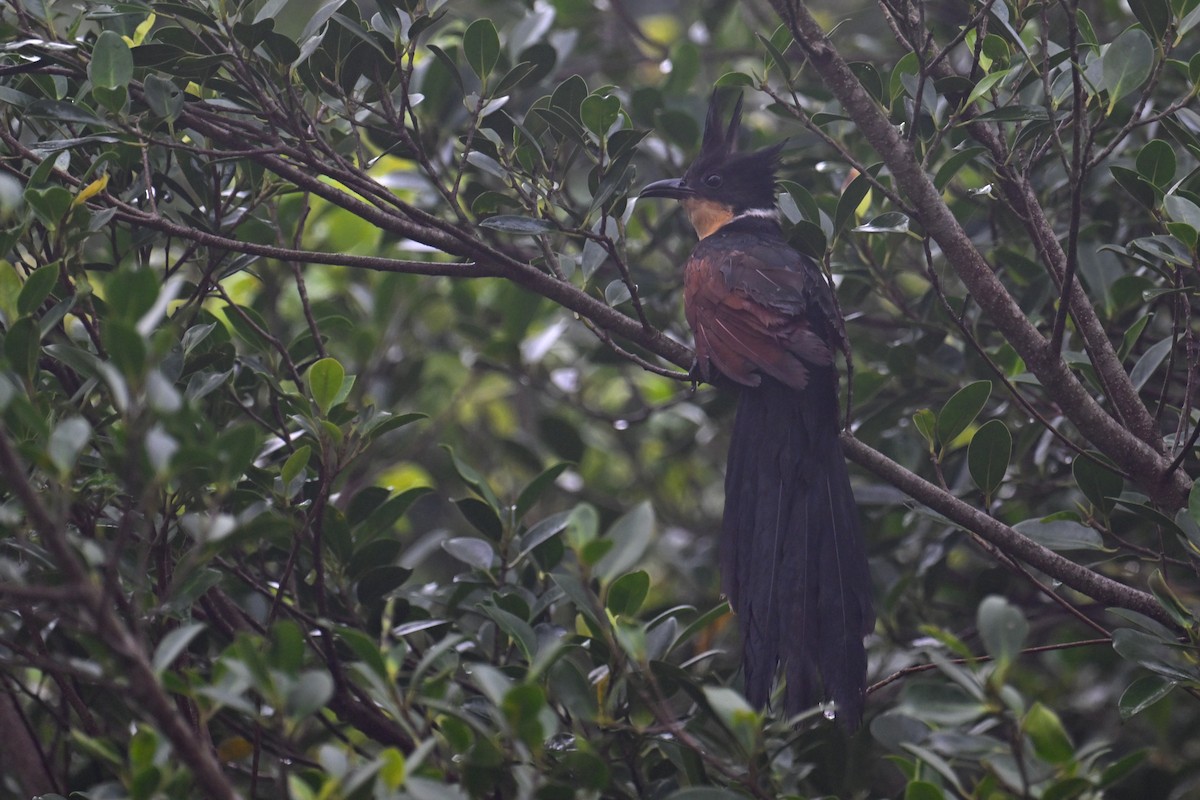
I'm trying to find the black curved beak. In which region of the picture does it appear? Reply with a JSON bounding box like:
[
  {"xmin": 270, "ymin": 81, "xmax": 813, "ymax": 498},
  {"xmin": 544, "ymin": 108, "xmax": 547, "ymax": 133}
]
[{"xmin": 639, "ymin": 177, "xmax": 693, "ymax": 200}]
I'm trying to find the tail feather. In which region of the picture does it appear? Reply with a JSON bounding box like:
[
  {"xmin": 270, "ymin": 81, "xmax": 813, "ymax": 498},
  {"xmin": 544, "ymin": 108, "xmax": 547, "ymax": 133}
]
[{"xmin": 720, "ymin": 375, "xmax": 874, "ymax": 727}]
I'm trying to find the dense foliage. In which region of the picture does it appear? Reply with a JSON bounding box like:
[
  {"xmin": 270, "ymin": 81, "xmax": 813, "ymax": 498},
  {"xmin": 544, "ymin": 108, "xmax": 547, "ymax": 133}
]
[{"xmin": 1, "ymin": 0, "xmax": 1199, "ymax": 797}]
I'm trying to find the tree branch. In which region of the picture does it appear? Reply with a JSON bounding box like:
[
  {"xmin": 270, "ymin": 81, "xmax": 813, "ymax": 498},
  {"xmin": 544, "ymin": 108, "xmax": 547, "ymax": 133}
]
[
  {"xmin": 767, "ymin": 0, "xmax": 1188, "ymax": 508},
  {"xmin": 840, "ymin": 433, "xmax": 1172, "ymax": 627}
]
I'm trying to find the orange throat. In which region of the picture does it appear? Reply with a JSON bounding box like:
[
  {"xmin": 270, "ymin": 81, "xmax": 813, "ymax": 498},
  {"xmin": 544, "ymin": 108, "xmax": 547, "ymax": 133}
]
[{"xmin": 681, "ymin": 197, "xmax": 735, "ymax": 239}]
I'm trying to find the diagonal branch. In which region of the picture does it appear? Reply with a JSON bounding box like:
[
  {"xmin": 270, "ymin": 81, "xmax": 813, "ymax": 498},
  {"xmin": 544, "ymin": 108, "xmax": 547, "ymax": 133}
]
[
  {"xmin": 840, "ymin": 434, "xmax": 1172, "ymax": 627},
  {"xmin": 766, "ymin": 0, "xmax": 1188, "ymax": 509}
]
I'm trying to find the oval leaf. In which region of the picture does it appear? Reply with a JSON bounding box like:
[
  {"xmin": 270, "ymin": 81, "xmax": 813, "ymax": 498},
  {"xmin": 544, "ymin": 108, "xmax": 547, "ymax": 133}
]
[
  {"xmin": 967, "ymin": 419, "xmax": 1011, "ymax": 495},
  {"xmin": 90, "ymin": 30, "xmax": 134, "ymax": 90},
  {"xmin": 1135, "ymin": 139, "xmax": 1176, "ymax": 187},
  {"xmin": 977, "ymin": 595, "xmax": 1027, "ymax": 667},
  {"xmin": 937, "ymin": 380, "xmax": 992, "ymax": 447},
  {"xmin": 1013, "ymin": 518, "xmax": 1106, "ymax": 551},
  {"xmin": 852, "ymin": 211, "xmax": 910, "ymax": 234},
  {"xmin": 1072, "ymin": 454, "xmax": 1123, "ymax": 514},
  {"xmin": 152, "ymin": 622, "xmax": 206, "ymax": 674},
  {"xmin": 442, "ymin": 536, "xmax": 496, "ymax": 570},
  {"xmin": 1101, "ymin": 28, "xmax": 1154, "ymax": 111},
  {"xmin": 606, "ymin": 570, "xmax": 650, "ymax": 616},
  {"xmin": 308, "ymin": 357, "xmax": 344, "ymax": 416},
  {"xmin": 17, "ymin": 262, "xmax": 60, "ymax": 316},
  {"xmin": 463, "ymin": 19, "xmax": 500, "ymax": 81},
  {"xmin": 479, "ymin": 215, "xmax": 556, "ymax": 235},
  {"xmin": 48, "ymin": 416, "xmax": 92, "ymax": 475}
]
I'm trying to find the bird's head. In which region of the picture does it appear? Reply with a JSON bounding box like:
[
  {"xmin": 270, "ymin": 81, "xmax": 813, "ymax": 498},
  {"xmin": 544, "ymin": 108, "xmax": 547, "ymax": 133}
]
[{"xmin": 640, "ymin": 91, "xmax": 784, "ymax": 239}]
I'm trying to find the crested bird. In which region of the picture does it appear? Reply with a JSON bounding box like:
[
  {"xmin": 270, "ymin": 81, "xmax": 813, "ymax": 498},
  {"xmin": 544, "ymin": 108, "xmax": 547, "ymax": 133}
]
[{"xmin": 640, "ymin": 92, "xmax": 874, "ymax": 727}]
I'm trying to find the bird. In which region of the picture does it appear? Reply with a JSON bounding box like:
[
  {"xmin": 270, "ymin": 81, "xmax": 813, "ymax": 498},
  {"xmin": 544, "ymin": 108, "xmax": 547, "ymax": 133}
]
[{"xmin": 639, "ymin": 92, "xmax": 875, "ymax": 727}]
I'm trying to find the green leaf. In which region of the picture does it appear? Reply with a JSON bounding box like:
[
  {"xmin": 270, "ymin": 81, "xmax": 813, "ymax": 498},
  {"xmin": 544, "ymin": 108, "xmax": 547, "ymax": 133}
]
[
  {"xmin": 934, "ymin": 146, "xmax": 988, "ymax": 190},
  {"xmin": 492, "ymin": 61, "xmax": 538, "ymax": 95},
  {"xmin": 1118, "ymin": 675, "xmax": 1175, "ymax": 719},
  {"xmin": 307, "ymin": 357, "xmax": 344, "ymax": 416},
  {"xmin": 354, "ymin": 565, "xmax": 413, "ymax": 605},
  {"xmin": 103, "ymin": 319, "xmax": 147, "ymax": 380},
  {"xmin": 90, "ymin": 30, "xmax": 134, "ymax": 90},
  {"xmin": 1164, "ymin": 193, "xmax": 1200, "ymax": 230},
  {"xmin": 904, "ymin": 782, "xmax": 946, "ymax": 800},
  {"xmin": 1024, "ymin": 702, "xmax": 1073, "ymax": 764},
  {"xmin": 442, "ymin": 536, "xmax": 495, "ymax": 570},
  {"xmin": 1148, "ymin": 569, "xmax": 1196, "ymax": 628},
  {"xmin": 965, "ymin": 67, "xmax": 1014, "ymax": 107},
  {"xmin": 427, "ymin": 44, "xmax": 465, "ymax": 93},
  {"xmin": 834, "ymin": 167, "xmax": 876, "ymax": 237},
  {"xmin": 93, "ymin": 85, "xmax": 127, "ymax": 113},
  {"xmin": 285, "ymin": 670, "xmax": 334, "ymax": 718},
  {"xmin": 48, "ymin": 416, "xmax": 91, "ymax": 475},
  {"xmin": 515, "ymin": 463, "xmax": 569, "ymax": 520},
  {"xmin": 280, "ymin": 445, "xmax": 312, "ymax": 487},
  {"xmin": 455, "ymin": 497, "xmax": 503, "ymax": 540},
  {"xmin": 151, "ymin": 623, "xmax": 206, "ymax": 674},
  {"xmin": 519, "ymin": 510, "xmax": 571, "ymax": 557},
  {"xmin": 443, "ymin": 446, "xmax": 502, "ymax": 510},
  {"xmin": 143, "ymin": 74, "xmax": 184, "ymax": 122},
  {"xmin": 1110, "ymin": 165, "xmax": 1157, "ymax": 208},
  {"xmin": 1190, "ymin": 478, "xmax": 1200, "ymax": 528},
  {"xmin": 977, "ymin": 595, "xmax": 1027, "ymax": 668},
  {"xmin": 967, "ymin": 419, "xmax": 1011, "ymax": 495},
  {"xmin": 852, "ymin": 211, "xmax": 910, "ymax": 234},
  {"xmin": 17, "ymin": 262, "xmax": 59, "ymax": 317},
  {"xmin": 479, "ymin": 215, "xmax": 556, "ymax": 234},
  {"xmin": 463, "ymin": 19, "xmax": 500, "ymax": 81},
  {"xmin": 346, "ymin": 539, "xmax": 402, "ymax": 579},
  {"xmin": 378, "ymin": 748, "xmax": 406, "ymax": 789},
  {"xmin": 937, "ymin": 380, "xmax": 991, "ymax": 448},
  {"xmin": 502, "ymin": 683, "xmax": 546, "ymax": 747},
  {"xmin": 1129, "ymin": 0, "xmax": 1170, "ymax": 42},
  {"xmin": 1129, "ymin": 337, "xmax": 1173, "ymax": 390},
  {"xmin": 355, "ymin": 484, "xmax": 432, "ymax": 542},
  {"xmin": 757, "ymin": 25, "xmax": 793, "ymax": 82},
  {"xmin": 1135, "ymin": 140, "xmax": 1176, "ymax": 187},
  {"xmin": 606, "ymin": 570, "xmax": 650, "ymax": 616},
  {"xmin": 969, "ymin": 104, "xmax": 1049, "ymax": 122},
  {"xmin": 1119, "ymin": 314, "xmax": 1150, "ymax": 360},
  {"xmin": 481, "ymin": 604, "xmax": 537, "ymax": 662},
  {"xmin": 580, "ymin": 93, "xmax": 620, "ymax": 136},
  {"xmin": 913, "ymin": 408, "xmax": 936, "ymax": 450},
  {"xmin": 594, "ymin": 501, "xmax": 654, "ymax": 582},
  {"xmin": 1100, "ymin": 749, "xmax": 1148, "ymax": 787},
  {"xmin": 105, "ymin": 269, "xmax": 160, "ymax": 322},
  {"xmin": 24, "ymin": 186, "xmax": 72, "ymax": 229},
  {"xmin": 715, "ymin": 71, "xmax": 755, "ymax": 87},
  {"xmin": 603, "ymin": 279, "xmax": 631, "ymax": 306},
  {"xmin": 1112, "ymin": 627, "xmax": 1200, "ymax": 683},
  {"xmin": 779, "ymin": 180, "xmax": 820, "ymax": 222},
  {"xmin": 1072, "ymin": 454, "xmax": 1123, "ymax": 514},
  {"xmin": 1101, "ymin": 28, "xmax": 1154, "ymax": 112},
  {"xmin": 1013, "ymin": 518, "xmax": 1106, "ymax": 550},
  {"xmin": 4, "ymin": 316, "xmax": 39, "ymax": 381}
]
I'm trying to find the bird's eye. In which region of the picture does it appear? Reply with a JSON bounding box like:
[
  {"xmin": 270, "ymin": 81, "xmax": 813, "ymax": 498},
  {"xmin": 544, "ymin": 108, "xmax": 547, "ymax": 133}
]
[{"xmin": 704, "ymin": 174, "xmax": 723, "ymax": 188}]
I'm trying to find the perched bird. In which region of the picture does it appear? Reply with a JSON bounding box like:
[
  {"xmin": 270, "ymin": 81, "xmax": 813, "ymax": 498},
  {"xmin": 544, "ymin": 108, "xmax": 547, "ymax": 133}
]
[{"xmin": 640, "ymin": 92, "xmax": 874, "ymax": 727}]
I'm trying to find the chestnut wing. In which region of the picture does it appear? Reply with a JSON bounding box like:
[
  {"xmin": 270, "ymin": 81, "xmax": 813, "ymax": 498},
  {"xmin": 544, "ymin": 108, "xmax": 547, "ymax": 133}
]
[{"xmin": 684, "ymin": 235, "xmax": 838, "ymax": 391}]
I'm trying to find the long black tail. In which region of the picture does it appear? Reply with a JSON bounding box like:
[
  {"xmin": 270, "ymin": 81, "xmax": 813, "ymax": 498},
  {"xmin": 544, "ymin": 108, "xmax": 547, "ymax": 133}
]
[{"xmin": 720, "ymin": 374, "xmax": 874, "ymax": 727}]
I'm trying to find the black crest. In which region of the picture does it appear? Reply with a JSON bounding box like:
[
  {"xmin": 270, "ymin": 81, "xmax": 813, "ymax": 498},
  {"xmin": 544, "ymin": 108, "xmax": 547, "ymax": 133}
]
[
  {"xmin": 701, "ymin": 90, "xmax": 744, "ymax": 159},
  {"xmin": 686, "ymin": 91, "xmax": 784, "ymax": 212}
]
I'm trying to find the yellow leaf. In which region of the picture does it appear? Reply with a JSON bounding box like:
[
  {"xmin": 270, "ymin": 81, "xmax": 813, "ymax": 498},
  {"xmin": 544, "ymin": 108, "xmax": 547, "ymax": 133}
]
[
  {"xmin": 122, "ymin": 13, "xmax": 157, "ymax": 47},
  {"xmin": 72, "ymin": 174, "xmax": 109, "ymax": 207},
  {"xmin": 216, "ymin": 736, "xmax": 254, "ymax": 762}
]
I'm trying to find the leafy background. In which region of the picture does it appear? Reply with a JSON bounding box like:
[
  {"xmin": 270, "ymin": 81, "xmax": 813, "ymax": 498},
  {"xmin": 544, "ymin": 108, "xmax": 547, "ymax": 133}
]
[{"xmin": 1, "ymin": 0, "xmax": 1199, "ymax": 797}]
